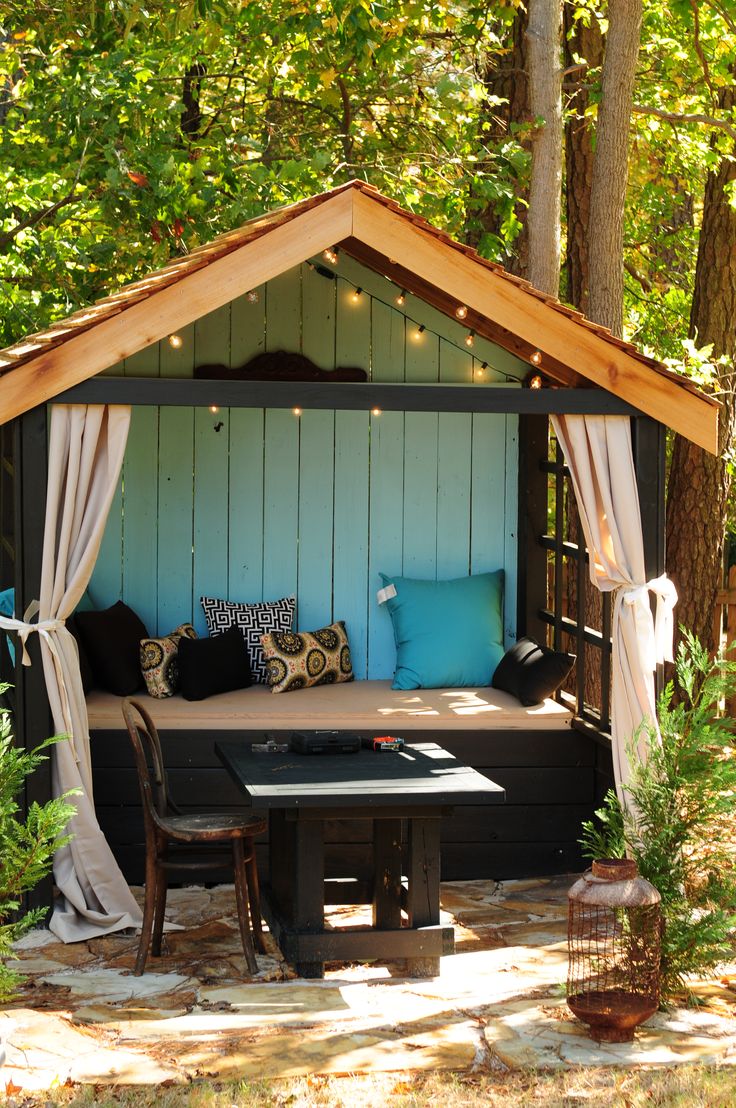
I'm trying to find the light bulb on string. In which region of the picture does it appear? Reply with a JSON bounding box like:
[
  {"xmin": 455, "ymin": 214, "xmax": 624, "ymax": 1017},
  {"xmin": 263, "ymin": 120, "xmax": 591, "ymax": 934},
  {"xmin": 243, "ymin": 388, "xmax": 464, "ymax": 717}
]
[
  {"xmin": 529, "ymin": 375, "xmax": 543, "ymax": 390},
  {"xmin": 371, "ymin": 408, "xmax": 382, "ymax": 417},
  {"xmin": 412, "ymin": 324, "xmax": 426, "ymax": 342},
  {"xmin": 530, "ymin": 349, "xmax": 542, "ymax": 367},
  {"xmin": 293, "ymin": 406, "xmax": 302, "ymax": 416},
  {"xmin": 168, "ymin": 334, "xmax": 183, "ymax": 349},
  {"xmin": 455, "ymin": 304, "xmax": 468, "ymax": 320},
  {"xmin": 351, "ymin": 287, "xmax": 363, "ymax": 304},
  {"xmin": 209, "ymin": 405, "xmax": 219, "ymax": 414},
  {"xmin": 246, "ymin": 290, "xmax": 259, "ymax": 303},
  {"xmin": 323, "ymin": 246, "xmax": 339, "ymax": 265},
  {"xmin": 396, "ymin": 289, "xmax": 407, "ymax": 307},
  {"xmin": 465, "ymin": 329, "xmax": 475, "ymax": 348}
]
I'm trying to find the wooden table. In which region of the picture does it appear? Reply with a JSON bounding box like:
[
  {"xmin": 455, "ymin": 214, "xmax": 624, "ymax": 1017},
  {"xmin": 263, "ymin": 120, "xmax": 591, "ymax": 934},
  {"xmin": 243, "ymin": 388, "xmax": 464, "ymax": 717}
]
[{"xmin": 216, "ymin": 738, "xmax": 505, "ymax": 978}]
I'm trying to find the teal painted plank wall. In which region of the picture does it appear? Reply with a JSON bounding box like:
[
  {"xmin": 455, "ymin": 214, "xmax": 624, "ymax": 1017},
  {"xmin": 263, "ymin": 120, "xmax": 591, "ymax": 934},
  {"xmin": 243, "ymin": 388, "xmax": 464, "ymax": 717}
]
[{"xmin": 91, "ymin": 257, "xmax": 524, "ymax": 676}]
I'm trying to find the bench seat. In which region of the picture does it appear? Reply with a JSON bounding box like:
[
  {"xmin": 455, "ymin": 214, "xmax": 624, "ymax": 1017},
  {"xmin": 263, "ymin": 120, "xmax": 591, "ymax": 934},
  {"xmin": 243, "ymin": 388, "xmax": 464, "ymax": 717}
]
[{"xmin": 86, "ymin": 679, "xmax": 572, "ymax": 732}]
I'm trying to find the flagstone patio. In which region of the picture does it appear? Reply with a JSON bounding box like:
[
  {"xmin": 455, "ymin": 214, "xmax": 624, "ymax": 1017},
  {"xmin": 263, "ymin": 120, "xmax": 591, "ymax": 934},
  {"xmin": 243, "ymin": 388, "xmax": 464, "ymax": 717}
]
[{"xmin": 2, "ymin": 875, "xmax": 736, "ymax": 1089}]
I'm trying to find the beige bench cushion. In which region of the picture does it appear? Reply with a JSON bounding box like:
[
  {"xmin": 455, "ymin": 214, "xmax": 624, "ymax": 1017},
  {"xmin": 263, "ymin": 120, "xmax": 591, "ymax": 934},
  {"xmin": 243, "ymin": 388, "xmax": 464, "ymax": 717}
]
[{"xmin": 87, "ymin": 680, "xmax": 572, "ymax": 732}]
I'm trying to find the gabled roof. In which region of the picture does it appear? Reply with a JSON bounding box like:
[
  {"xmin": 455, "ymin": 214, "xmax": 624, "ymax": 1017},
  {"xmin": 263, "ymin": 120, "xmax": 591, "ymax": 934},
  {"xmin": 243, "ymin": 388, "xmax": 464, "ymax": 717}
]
[{"xmin": 0, "ymin": 180, "xmax": 718, "ymax": 451}]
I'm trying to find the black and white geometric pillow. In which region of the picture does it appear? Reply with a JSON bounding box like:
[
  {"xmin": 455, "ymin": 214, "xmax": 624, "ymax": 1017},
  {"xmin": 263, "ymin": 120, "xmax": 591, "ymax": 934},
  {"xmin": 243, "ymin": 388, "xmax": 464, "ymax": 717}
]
[{"xmin": 200, "ymin": 595, "xmax": 296, "ymax": 684}]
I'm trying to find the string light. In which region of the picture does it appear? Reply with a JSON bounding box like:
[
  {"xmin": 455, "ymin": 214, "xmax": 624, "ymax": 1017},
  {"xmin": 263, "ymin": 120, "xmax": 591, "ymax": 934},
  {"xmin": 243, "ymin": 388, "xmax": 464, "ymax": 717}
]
[
  {"xmin": 465, "ymin": 329, "xmax": 475, "ymax": 348},
  {"xmin": 323, "ymin": 246, "xmax": 339, "ymax": 265},
  {"xmin": 209, "ymin": 405, "xmax": 219, "ymax": 414},
  {"xmin": 371, "ymin": 407, "xmax": 382, "ymax": 416},
  {"xmin": 246, "ymin": 290, "xmax": 259, "ymax": 303},
  {"xmin": 412, "ymin": 324, "xmax": 426, "ymax": 341},
  {"xmin": 530, "ymin": 349, "xmax": 542, "ymax": 366},
  {"xmin": 168, "ymin": 334, "xmax": 183, "ymax": 349},
  {"xmin": 475, "ymin": 361, "xmax": 489, "ymax": 380},
  {"xmin": 455, "ymin": 304, "xmax": 468, "ymax": 320},
  {"xmin": 396, "ymin": 288, "xmax": 407, "ymax": 306},
  {"xmin": 351, "ymin": 286, "xmax": 363, "ymax": 303},
  {"xmin": 529, "ymin": 374, "xmax": 543, "ymax": 390},
  {"xmin": 293, "ymin": 406, "xmax": 302, "ymax": 416}
]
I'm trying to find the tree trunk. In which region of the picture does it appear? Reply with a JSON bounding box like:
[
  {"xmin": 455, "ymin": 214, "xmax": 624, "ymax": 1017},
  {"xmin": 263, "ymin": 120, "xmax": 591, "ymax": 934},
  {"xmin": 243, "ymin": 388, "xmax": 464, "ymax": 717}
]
[
  {"xmin": 665, "ymin": 82, "xmax": 736, "ymax": 657},
  {"xmin": 587, "ymin": 0, "xmax": 643, "ymax": 336},
  {"xmin": 563, "ymin": 8, "xmax": 604, "ymax": 314},
  {"xmin": 526, "ymin": 0, "xmax": 563, "ymax": 296},
  {"xmin": 469, "ymin": 10, "xmax": 530, "ymax": 278}
]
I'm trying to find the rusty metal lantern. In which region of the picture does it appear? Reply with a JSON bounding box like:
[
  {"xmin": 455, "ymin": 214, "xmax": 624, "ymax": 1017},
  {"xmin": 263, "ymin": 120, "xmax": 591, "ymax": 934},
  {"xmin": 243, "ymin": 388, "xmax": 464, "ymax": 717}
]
[{"xmin": 567, "ymin": 858, "xmax": 661, "ymax": 1042}]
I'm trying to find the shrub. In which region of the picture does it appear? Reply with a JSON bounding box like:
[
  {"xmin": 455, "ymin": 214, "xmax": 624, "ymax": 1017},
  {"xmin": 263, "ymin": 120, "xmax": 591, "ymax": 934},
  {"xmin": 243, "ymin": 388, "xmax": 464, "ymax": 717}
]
[
  {"xmin": 581, "ymin": 631, "xmax": 736, "ymax": 1000},
  {"xmin": 0, "ymin": 688, "xmax": 79, "ymax": 1001}
]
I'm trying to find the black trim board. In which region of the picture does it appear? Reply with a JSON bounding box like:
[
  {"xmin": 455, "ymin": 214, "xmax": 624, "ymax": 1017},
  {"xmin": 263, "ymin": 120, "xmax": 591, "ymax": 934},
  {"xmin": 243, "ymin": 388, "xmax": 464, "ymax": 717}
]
[{"xmin": 55, "ymin": 376, "xmax": 642, "ymax": 415}]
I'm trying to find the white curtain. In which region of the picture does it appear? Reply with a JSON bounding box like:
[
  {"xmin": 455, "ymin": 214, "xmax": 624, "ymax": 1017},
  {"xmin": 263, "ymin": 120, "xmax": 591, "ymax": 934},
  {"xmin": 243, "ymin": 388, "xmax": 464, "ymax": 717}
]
[
  {"xmin": 38, "ymin": 404, "xmax": 142, "ymax": 940},
  {"xmin": 550, "ymin": 414, "xmax": 677, "ymax": 800}
]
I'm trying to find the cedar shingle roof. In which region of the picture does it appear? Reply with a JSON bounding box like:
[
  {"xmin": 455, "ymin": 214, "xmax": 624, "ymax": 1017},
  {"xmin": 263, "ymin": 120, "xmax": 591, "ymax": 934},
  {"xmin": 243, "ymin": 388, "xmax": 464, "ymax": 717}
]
[{"xmin": 0, "ymin": 180, "xmax": 717, "ymax": 433}]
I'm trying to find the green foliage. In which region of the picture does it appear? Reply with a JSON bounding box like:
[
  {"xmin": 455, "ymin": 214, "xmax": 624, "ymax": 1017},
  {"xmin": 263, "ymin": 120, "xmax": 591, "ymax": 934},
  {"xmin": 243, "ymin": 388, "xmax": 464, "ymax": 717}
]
[
  {"xmin": 0, "ymin": 2, "xmax": 527, "ymax": 346},
  {"xmin": 0, "ymin": 689, "xmax": 79, "ymax": 1002},
  {"xmin": 581, "ymin": 632, "xmax": 736, "ymax": 1000}
]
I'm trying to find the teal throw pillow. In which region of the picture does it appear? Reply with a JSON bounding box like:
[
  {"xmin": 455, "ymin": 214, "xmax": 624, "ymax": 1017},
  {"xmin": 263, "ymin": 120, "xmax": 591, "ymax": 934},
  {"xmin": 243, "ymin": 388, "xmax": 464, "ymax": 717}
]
[{"xmin": 379, "ymin": 571, "xmax": 504, "ymax": 690}]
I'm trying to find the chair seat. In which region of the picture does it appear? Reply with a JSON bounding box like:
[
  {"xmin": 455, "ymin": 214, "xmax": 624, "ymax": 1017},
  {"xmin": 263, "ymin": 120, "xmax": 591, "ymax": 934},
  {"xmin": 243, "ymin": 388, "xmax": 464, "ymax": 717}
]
[{"xmin": 161, "ymin": 811, "xmax": 267, "ymax": 843}]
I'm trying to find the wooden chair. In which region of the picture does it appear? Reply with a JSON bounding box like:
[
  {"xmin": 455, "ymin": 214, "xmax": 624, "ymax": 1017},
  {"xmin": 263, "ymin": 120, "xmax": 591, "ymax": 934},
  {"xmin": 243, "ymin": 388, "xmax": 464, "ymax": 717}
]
[{"xmin": 121, "ymin": 698, "xmax": 267, "ymax": 976}]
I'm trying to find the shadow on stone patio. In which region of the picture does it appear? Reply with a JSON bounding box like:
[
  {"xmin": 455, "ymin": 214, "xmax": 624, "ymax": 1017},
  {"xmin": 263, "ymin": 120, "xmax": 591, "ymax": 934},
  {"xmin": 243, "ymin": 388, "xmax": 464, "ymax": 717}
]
[{"xmin": 2, "ymin": 876, "xmax": 736, "ymax": 1089}]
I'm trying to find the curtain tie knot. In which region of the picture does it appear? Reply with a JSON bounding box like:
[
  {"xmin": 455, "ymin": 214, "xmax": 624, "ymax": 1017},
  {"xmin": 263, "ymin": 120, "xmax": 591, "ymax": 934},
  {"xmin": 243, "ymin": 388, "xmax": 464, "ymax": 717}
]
[
  {"xmin": 620, "ymin": 574, "xmax": 677, "ymax": 671},
  {"xmin": 0, "ymin": 601, "xmax": 66, "ymax": 666}
]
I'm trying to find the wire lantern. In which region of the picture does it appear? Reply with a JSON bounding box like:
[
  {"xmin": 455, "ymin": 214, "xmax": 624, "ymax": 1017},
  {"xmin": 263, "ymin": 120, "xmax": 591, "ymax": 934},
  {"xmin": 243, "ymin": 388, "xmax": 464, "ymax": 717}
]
[{"xmin": 567, "ymin": 858, "xmax": 661, "ymax": 1042}]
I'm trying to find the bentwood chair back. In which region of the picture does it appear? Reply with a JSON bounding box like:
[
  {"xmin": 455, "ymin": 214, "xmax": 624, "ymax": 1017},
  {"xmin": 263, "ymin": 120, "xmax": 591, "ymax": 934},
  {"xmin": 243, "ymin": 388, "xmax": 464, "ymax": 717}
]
[{"xmin": 121, "ymin": 698, "xmax": 267, "ymax": 976}]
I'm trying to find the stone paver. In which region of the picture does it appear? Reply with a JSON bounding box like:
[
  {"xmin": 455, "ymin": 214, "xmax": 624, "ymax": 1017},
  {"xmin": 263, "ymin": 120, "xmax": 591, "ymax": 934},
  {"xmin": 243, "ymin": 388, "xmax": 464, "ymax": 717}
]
[{"xmin": 1, "ymin": 876, "xmax": 735, "ymax": 1088}]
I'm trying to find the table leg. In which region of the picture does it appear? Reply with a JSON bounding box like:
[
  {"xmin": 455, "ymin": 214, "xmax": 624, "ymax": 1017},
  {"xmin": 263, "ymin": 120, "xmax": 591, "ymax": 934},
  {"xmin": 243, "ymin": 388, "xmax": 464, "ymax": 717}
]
[
  {"xmin": 406, "ymin": 816, "xmax": 442, "ymax": 977},
  {"xmin": 291, "ymin": 817, "xmax": 325, "ymax": 979},
  {"xmin": 372, "ymin": 818, "xmax": 403, "ymax": 930}
]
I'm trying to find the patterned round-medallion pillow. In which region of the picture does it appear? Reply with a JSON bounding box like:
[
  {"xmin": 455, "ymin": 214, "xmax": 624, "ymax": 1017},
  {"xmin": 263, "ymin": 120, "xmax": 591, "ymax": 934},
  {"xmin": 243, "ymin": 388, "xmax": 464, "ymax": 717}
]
[
  {"xmin": 261, "ymin": 621, "xmax": 353, "ymax": 694},
  {"xmin": 140, "ymin": 623, "xmax": 197, "ymax": 698}
]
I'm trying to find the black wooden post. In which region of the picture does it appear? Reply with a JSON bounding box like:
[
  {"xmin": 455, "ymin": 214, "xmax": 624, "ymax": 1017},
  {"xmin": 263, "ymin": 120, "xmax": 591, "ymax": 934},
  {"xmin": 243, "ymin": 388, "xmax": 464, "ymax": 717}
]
[
  {"xmin": 517, "ymin": 413, "xmax": 550, "ymax": 642},
  {"xmin": 14, "ymin": 404, "xmax": 53, "ymax": 913},
  {"xmin": 631, "ymin": 414, "xmax": 666, "ymax": 694}
]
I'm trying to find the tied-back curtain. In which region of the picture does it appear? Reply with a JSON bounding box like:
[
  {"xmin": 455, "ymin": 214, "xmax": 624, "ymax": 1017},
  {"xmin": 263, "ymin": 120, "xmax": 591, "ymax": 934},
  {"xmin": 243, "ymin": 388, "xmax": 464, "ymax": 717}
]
[
  {"xmin": 550, "ymin": 414, "xmax": 677, "ymax": 801},
  {"xmin": 40, "ymin": 404, "xmax": 143, "ymax": 941}
]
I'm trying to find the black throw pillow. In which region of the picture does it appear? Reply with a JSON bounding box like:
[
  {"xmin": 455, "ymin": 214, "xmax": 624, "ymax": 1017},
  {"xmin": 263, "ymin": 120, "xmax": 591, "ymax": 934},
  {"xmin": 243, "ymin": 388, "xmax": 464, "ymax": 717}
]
[
  {"xmin": 178, "ymin": 625, "xmax": 252, "ymax": 701},
  {"xmin": 75, "ymin": 600, "xmax": 149, "ymax": 696},
  {"xmin": 491, "ymin": 636, "xmax": 575, "ymax": 706}
]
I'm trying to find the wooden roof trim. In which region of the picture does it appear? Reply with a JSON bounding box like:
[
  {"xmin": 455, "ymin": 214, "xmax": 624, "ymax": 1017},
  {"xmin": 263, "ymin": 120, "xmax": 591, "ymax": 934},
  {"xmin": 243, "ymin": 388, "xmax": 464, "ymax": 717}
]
[
  {"xmin": 350, "ymin": 190, "xmax": 718, "ymax": 453},
  {"xmin": 0, "ymin": 190, "xmax": 354, "ymax": 425}
]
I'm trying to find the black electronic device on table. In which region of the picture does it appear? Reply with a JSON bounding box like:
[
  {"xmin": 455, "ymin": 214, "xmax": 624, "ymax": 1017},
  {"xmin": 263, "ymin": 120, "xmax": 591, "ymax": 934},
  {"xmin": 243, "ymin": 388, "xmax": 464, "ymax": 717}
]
[{"xmin": 289, "ymin": 730, "xmax": 361, "ymax": 755}]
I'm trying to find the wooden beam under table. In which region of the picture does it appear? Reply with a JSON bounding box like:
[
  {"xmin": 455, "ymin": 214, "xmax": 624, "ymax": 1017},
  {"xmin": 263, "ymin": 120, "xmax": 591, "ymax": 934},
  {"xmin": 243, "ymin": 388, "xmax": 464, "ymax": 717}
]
[{"xmin": 56, "ymin": 376, "xmax": 642, "ymax": 416}]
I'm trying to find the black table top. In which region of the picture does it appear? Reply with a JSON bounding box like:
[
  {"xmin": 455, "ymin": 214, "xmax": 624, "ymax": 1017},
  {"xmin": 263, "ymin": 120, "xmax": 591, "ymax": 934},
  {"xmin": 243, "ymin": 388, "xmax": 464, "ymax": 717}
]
[{"xmin": 215, "ymin": 739, "xmax": 505, "ymax": 810}]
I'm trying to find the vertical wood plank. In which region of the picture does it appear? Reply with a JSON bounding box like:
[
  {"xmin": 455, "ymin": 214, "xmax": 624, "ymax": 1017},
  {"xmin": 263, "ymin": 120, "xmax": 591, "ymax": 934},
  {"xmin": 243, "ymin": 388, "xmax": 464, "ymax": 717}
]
[
  {"xmin": 266, "ymin": 268, "xmax": 301, "ymax": 352},
  {"xmin": 367, "ymin": 411, "xmax": 404, "ymax": 679},
  {"xmin": 371, "ymin": 300, "xmax": 405, "ymax": 383},
  {"xmin": 231, "ymin": 288, "xmax": 266, "ymax": 365},
  {"xmin": 122, "ymin": 406, "xmax": 159, "ymax": 633},
  {"xmin": 297, "ymin": 409, "xmax": 335, "ymax": 630},
  {"xmin": 262, "ymin": 408, "xmax": 299, "ymax": 603},
  {"xmin": 517, "ymin": 413, "xmax": 550, "ymax": 643},
  {"xmin": 470, "ymin": 413, "xmax": 506, "ymax": 577},
  {"xmin": 90, "ymin": 474, "xmax": 123, "ymax": 606},
  {"xmin": 228, "ymin": 408, "xmax": 265, "ymax": 602},
  {"xmin": 437, "ymin": 340, "xmax": 472, "ymax": 577},
  {"xmin": 193, "ymin": 407, "xmax": 231, "ymax": 635},
  {"xmin": 160, "ymin": 323, "xmax": 195, "ymax": 378},
  {"xmin": 335, "ymin": 281, "xmax": 371, "ymax": 373},
  {"xmin": 437, "ymin": 413, "xmax": 472, "ymax": 578},
  {"xmin": 190, "ymin": 303, "xmax": 232, "ymax": 631},
  {"xmin": 405, "ymin": 323, "xmax": 439, "ymax": 383},
  {"xmin": 333, "ymin": 410, "xmax": 370, "ymax": 677},
  {"xmin": 195, "ymin": 303, "xmax": 231, "ymax": 369},
  {"xmin": 504, "ymin": 414, "xmax": 519, "ymax": 645},
  {"xmin": 403, "ymin": 412, "xmax": 438, "ymax": 578},
  {"xmin": 302, "ymin": 264, "xmax": 336, "ymax": 369},
  {"xmin": 123, "ymin": 342, "xmax": 160, "ymax": 378},
  {"xmin": 157, "ymin": 407, "xmax": 195, "ymax": 632}
]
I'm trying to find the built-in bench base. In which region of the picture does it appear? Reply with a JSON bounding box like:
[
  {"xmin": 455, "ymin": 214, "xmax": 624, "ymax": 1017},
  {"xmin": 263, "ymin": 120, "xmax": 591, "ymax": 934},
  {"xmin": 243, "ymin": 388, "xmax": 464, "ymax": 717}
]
[{"xmin": 88, "ymin": 683, "xmax": 613, "ymax": 885}]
